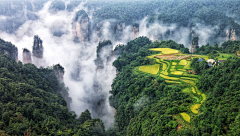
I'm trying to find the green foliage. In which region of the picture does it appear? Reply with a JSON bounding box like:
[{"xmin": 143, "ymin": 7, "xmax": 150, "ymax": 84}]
[
  {"xmin": 0, "ymin": 39, "xmax": 105, "ymax": 135},
  {"xmin": 110, "ymin": 37, "xmax": 193, "ymax": 135},
  {"xmin": 191, "ymin": 57, "xmax": 240, "ymax": 135}
]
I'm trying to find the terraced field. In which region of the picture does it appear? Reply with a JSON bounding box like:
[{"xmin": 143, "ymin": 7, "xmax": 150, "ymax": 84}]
[
  {"xmin": 139, "ymin": 64, "xmax": 160, "ymax": 74},
  {"xmin": 150, "ymin": 48, "xmax": 179, "ymax": 54},
  {"xmin": 136, "ymin": 48, "xmax": 207, "ymax": 126}
]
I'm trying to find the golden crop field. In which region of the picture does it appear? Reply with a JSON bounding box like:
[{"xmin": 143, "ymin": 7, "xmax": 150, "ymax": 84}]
[
  {"xmin": 171, "ymin": 71, "xmax": 183, "ymax": 75},
  {"xmin": 161, "ymin": 63, "xmax": 168, "ymax": 71},
  {"xmin": 147, "ymin": 53, "xmax": 162, "ymax": 58},
  {"xmin": 139, "ymin": 64, "xmax": 160, "ymax": 75},
  {"xmin": 183, "ymin": 61, "xmax": 192, "ymax": 69},
  {"xmin": 190, "ymin": 104, "xmax": 201, "ymax": 114},
  {"xmin": 149, "ymin": 48, "xmax": 179, "ymax": 54},
  {"xmin": 161, "ymin": 71, "xmax": 169, "ymax": 75},
  {"xmin": 201, "ymin": 94, "xmax": 206, "ymax": 103},
  {"xmin": 180, "ymin": 113, "xmax": 191, "ymax": 123},
  {"xmin": 191, "ymin": 87, "xmax": 196, "ymax": 93},
  {"xmin": 180, "ymin": 77, "xmax": 198, "ymax": 81},
  {"xmin": 182, "ymin": 88, "xmax": 191, "ymax": 93},
  {"xmin": 181, "ymin": 79, "xmax": 196, "ymax": 86},
  {"xmin": 179, "ymin": 60, "xmax": 187, "ymax": 65},
  {"xmin": 171, "ymin": 66, "xmax": 176, "ymax": 69},
  {"xmin": 172, "ymin": 62, "xmax": 178, "ymax": 65},
  {"xmin": 160, "ymin": 74, "xmax": 179, "ymax": 80},
  {"xmin": 170, "ymin": 69, "xmax": 176, "ymax": 72}
]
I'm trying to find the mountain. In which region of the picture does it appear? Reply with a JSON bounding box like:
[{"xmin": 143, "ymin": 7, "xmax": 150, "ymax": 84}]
[{"xmin": 0, "ymin": 0, "xmax": 240, "ymax": 135}]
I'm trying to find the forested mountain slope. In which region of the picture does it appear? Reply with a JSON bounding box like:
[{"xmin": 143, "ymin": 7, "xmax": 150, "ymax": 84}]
[
  {"xmin": 0, "ymin": 39, "xmax": 105, "ymax": 136},
  {"xmin": 110, "ymin": 36, "xmax": 240, "ymax": 135}
]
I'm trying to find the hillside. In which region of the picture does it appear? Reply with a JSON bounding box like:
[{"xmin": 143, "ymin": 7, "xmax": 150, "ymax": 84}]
[
  {"xmin": 0, "ymin": 39, "xmax": 105, "ymax": 136},
  {"xmin": 110, "ymin": 36, "xmax": 240, "ymax": 135}
]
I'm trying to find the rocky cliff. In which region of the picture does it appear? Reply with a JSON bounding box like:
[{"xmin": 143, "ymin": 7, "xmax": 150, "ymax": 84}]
[
  {"xmin": 191, "ymin": 36, "xmax": 199, "ymax": 53},
  {"xmin": 72, "ymin": 10, "xmax": 90, "ymax": 42},
  {"xmin": 116, "ymin": 22, "xmax": 125, "ymax": 40},
  {"xmin": 53, "ymin": 64, "xmax": 64, "ymax": 82},
  {"xmin": 22, "ymin": 48, "xmax": 32, "ymax": 64},
  {"xmin": 132, "ymin": 23, "xmax": 139, "ymax": 39},
  {"xmin": 32, "ymin": 35, "xmax": 43, "ymax": 58},
  {"xmin": 95, "ymin": 40, "xmax": 113, "ymax": 70},
  {"xmin": 226, "ymin": 28, "xmax": 238, "ymax": 41}
]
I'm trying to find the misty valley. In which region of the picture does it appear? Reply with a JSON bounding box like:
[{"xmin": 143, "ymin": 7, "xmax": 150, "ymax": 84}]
[{"xmin": 0, "ymin": 0, "xmax": 240, "ymax": 135}]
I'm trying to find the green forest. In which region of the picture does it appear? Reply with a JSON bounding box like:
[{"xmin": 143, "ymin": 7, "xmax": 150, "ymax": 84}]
[
  {"xmin": 1, "ymin": 0, "xmax": 240, "ymax": 135},
  {"xmin": 0, "ymin": 39, "xmax": 105, "ymax": 136}
]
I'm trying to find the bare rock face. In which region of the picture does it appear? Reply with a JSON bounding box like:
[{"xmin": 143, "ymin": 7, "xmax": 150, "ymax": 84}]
[
  {"xmin": 95, "ymin": 40, "xmax": 113, "ymax": 70},
  {"xmin": 132, "ymin": 23, "xmax": 139, "ymax": 39},
  {"xmin": 230, "ymin": 29, "xmax": 237, "ymax": 41},
  {"xmin": 22, "ymin": 48, "xmax": 32, "ymax": 64},
  {"xmin": 53, "ymin": 64, "xmax": 64, "ymax": 82},
  {"xmin": 32, "ymin": 35, "xmax": 43, "ymax": 58},
  {"xmin": 191, "ymin": 37, "xmax": 199, "ymax": 53},
  {"xmin": 116, "ymin": 22, "xmax": 125, "ymax": 40},
  {"xmin": 72, "ymin": 10, "xmax": 90, "ymax": 42},
  {"xmin": 226, "ymin": 28, "xmax": 237, "ymax": 41}
]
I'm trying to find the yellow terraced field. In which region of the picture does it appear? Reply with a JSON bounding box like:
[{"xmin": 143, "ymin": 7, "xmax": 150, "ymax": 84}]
[
  {"xmin": 181, "ymin": 79, "xmax": 196, "ymax": 86},
  {"xmin": 149, "ymin": 48, "xmax": 179, "ymax": 54},
  {"xmin": 161, "ymin": 71, "xmax": 169, "ymax": 75},
  {"xmin": 170, "ymin": 69, "xmax": 176, "ymax": 72},
  {"xmin": 160, "ymin": 74, "xmax": 179, "ymax": 80},
  {"xmin": 201, "ymin": 94, "xmax": 206, "ymax": 103},
  {"xmin": 191, "ymin": 87, "xmax": 196, "ymax": 93},
  {"xmin": 180, "ymin": 113, "xmax": 191, "ymax": 123},
  {"xmin": 171, "ymin": 71, "xmax": 183, "ymax": 75},
  {"xmin": 180, "ymin": 77, "xmax": 198, "ymax": 81},
  {"xmin": 161, "ymin": 63, "xmax": 168, "ymax": 71},
  {"xmin": 139, "ymin": 64, "xmax": 160, "ymax": 75},
  {"xmin": 191, "ymin": 104, "xmax": 201, "ymax": 114},
  {"xmin": 182, "ymin": 88, "xmax": 191, "ymax": 93},
  {"xmin": 183, "ymin": 61, "xmax": 192, "ymax": 69},
  {"xmin": 171, "ymin": 66, "xmax": 176, "ymax": 69},
  {"xmin": 147, "ymin": 54, "xmax": 162, "ymax": 58},
  {"xmin": 165, "ymin": 80, "xmax": 181, "ymax": 84},
  {"xmin": 179, "ymin": 60, "xmax": 187, "ymax": 65},
  {"xmin": 172, "ymin": 62, "xmax": 178, "ymax": 65}
]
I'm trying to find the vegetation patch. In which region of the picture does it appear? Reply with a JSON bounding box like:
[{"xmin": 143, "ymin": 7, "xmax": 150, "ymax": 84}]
[
  {"xmin": 180, "ymin": 77, "xmax": 198, "ymax": 82},
  {"xmin": 176, "ymin": 65, "xmax": 184, "ymax": 69},
  {"xmin": 182, "ymin": 88, "xmax": 191, "ymax": 93},
  {"xmin": 193, "ymin": 97, "xmax": 200, "ymax": 103},
  {"xmin": 191, "ymin": 87, "xmax": 196, "ymax": 93},
  {"xmin": 160, "ymin": 74, "xmax": 179, "ymax": 80},
  {"xmin": 181, "ymin": 79, "xmax": 196, "ymax": 86},
  {"xmin": 139, "ymin": 64, "xmax": 160, "ymax": 75},
  {"xmin": 172, "ymin": 62, "xmax": 178, "ymax": 65},
  {"xmin": 165, "ymin": 80, "xmax": 181, "ymax": 84},
  {"xmin": 171, "ymin": 71, "xmax": 183, "ymax": 75},
  {"xmin": 147, "ymin": 53, "xmax": 162, "ymax": 58},
  {"xmin": 190, "ymin": 104, "xmax": 201, "ymax": 114},
  {"xmin": 179, "ymin": 60, "xmax": 187, "ymax": 65},
  {"xmin": 201, "ymin": 94, "xmax": 206, "ymax": 103},
  {"xmin": 180, "ymin": 113, "xmax": 191, "ymax": 123},
  {"xmin": 183, "ymin": 61, "xmax": 192, "ymax": 70},
  {"xmin": 195, "ymin": 87, "xmax": 201, "ymax": 95},
  {"xmin": 149, "ymin": 48, "xmax": 179, "ymax": 54}
]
